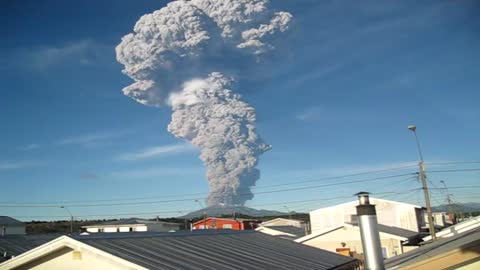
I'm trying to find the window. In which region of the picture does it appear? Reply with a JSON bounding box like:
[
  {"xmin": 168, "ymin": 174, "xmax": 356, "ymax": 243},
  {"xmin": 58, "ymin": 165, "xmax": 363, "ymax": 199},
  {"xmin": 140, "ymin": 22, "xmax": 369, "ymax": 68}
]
[{"xmin": 222, "ymin": 224, "xmax": 233, "ymax": 229}]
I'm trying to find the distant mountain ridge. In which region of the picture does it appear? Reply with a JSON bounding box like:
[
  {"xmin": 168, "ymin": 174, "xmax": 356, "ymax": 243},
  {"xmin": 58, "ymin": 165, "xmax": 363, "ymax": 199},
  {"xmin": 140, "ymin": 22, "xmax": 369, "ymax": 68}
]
[
  {"xmin": 432, "ymin": 202, "xmax": 480, "ymax": 213},
  {"xmin": 181, "ymin": 205, "xmax": 287, "ymax": 219}
]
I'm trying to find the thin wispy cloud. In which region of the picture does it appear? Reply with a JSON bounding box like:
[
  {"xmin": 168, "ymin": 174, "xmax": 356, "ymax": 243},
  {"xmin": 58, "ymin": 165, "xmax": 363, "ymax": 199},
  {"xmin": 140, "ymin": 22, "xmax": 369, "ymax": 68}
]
[
  {"xmin": 117, "ymin": 143, "xmax": 196, "ymax": 161},
  {"xmin": 58, "ymin": 131, "xmax": 123, "ymax": 147},
  {"xmin": 110, "ymin": 166, "xmax": 203, "ymax": 179},
  {"xmin": 18, "ymin": 144, "xmax": 40, "ymax": 151},
  {"xmin": 3, "ymin": 39, "xmax": 112, "ymax": 71},
  {"xmin": 296, "ymin": 106, "xmax": 322, "ymax": 121},
  {"xmin": 0, "ymin": 162, "xmax": 24, "ymax": 170},
  {"xmin": 0, "ymin": 160, "xmax": 44, "ymax": 171}
]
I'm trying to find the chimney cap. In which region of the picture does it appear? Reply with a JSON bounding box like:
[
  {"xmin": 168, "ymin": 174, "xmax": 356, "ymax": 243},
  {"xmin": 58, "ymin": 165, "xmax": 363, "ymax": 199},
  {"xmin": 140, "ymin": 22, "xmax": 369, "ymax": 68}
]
[{"xmin": 355, "ymin": 192, "xmax": 371, "ymax": 205}]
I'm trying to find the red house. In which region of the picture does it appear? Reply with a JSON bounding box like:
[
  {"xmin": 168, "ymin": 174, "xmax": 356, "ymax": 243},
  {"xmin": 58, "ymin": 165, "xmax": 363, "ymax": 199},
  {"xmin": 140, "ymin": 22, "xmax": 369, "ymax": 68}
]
[{"xmin": 192, "ymin": 218, "xmax": 261, "ymax": 230}]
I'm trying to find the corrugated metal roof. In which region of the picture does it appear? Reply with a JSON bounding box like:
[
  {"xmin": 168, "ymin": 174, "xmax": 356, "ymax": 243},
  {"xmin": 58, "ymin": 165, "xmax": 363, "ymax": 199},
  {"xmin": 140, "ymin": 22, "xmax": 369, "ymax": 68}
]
[
  {"xmin": 375, "ymin": 224, "xmax": 418, "ymax": 239},
  {"xmin": 263, "ymin": 225, "xmax": 306, "ymax": 237},
  {"xmin": 0, "ymin": 217, "xmax": 23, "ymax": 226},
  {"xmin": 76, "ymin": 230, "xmax": 357, "ymax": 270},
  {"xmin": 385, "ymin": 227, "xmax": 480, "ymax": 269},
  {"xmin": 0, "ymin": 234, "xmax": 61, "ymax": 262}
]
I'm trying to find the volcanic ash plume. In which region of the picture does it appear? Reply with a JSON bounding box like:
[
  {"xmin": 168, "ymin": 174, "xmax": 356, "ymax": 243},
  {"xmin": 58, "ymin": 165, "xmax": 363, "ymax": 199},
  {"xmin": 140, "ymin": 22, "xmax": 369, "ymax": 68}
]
[
  {"xmin": 168, "ymin": 73, "xmax": 270, "ymax": 205},
  {"xmin": 116, "ymin": 0, "xmax": 292, "ymax": 206}
]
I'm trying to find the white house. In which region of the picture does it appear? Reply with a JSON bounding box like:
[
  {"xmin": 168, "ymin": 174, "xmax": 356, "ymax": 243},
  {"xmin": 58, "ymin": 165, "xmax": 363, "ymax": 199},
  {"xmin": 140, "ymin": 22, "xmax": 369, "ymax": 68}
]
[
  {"xmin": 309, "ymin": 198, "xmax": 426, "ymax": 233},
  {"xmin": 0, "ymin": 216, "xmax": 25, "ymax": 236},
  {"xmin": 81, "ymin": 218, "xmax": 181, "ymax": 233}
]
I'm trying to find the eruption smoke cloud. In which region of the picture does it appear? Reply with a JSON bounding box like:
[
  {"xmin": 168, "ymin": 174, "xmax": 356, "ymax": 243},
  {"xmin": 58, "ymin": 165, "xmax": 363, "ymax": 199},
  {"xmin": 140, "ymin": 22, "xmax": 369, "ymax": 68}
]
[{"xmin": 116, "ymin": 0, "xmax": 292, "ymax": 206}]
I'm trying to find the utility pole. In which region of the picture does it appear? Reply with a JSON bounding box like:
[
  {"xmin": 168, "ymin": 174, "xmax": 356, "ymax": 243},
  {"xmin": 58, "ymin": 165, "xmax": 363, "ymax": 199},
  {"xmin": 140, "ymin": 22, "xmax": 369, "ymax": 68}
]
[
  {"xmin": 60, "ymin": 206, "xmax": 74, "ymax": 234},
  {"xmin": 408, "ymin": 125, "xmax": 437, "ymax": 241},
  {"xmin": 440, "ymin": 180, "xmax": 455, "ymax": 223}
]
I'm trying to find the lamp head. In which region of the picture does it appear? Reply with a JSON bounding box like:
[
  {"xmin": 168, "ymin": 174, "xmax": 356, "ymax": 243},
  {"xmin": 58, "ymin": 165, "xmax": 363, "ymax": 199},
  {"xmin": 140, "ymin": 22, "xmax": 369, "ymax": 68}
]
[{"xmin": 408, "ymin": 125, "xmax": 417, "ymax": 132}]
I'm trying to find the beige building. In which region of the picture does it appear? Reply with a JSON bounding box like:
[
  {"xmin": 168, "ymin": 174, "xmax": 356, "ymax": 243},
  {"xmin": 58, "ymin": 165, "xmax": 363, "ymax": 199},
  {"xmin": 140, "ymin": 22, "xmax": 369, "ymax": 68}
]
[
  {"xmin": 295, "ymin": 223, "xmax": 419, "ymax": 258},
  {"xmin": 81, "ymin": 218, "xmax": 181, "ymax": 233},
  {"xmin": 309, "ymin": 198, "xmax": 426, "ymax": 233}
]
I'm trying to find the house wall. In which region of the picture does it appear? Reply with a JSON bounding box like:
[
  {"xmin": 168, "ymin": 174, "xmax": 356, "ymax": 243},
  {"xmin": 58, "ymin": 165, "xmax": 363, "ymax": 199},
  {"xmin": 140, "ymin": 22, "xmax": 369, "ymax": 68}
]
[
  {"xmin": 394, "ymin": 245, "xmax": 480, "ymax": 270},
  {"xmin": 146, "ymin": 223, "xmax": 181, "ymax": 232},
  {"xmin": 302, "ymin": 226, "xmax": 405, "ymax": 258},
  {"xmin": 86, "ymin": 228, "xmax": 99, "ymax": 233},
  {"xmin": 133, "ymin": 226, "xmax": 147, "ymax": 232},
  {"xmin": 310, "ymin": 199, "xmax": 424, "ymax": 233},
  {"xmin": 10, "ymin": 247, "xmax": 139, "ymax": 270},
  {"xmin": 85, "ymin": 225, "xmax": 149, "ymax": 233},
  {"xmin": 456, "ymin": 260, "xmax": 480, "ymax": 270},
  {"xmin": 1, "ymin": 225, "xmax": 26, "ymax": 235},
  {"xmin": 193, "ymin": 219, "xmax": 243, "ymax": 230}
]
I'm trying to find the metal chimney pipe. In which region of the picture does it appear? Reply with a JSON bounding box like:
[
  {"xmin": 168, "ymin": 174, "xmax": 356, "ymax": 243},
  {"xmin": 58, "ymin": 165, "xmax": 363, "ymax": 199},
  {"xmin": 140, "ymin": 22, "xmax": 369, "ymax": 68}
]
[{"xmin": 355, "ymin": 192, "xmax": 385, "ymax": 270}]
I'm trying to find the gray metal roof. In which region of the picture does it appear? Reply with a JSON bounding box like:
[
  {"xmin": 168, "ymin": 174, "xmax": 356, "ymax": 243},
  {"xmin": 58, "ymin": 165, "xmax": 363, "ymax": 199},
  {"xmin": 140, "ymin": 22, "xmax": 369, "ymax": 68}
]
[
  {"xmin": 385, "ymin": 227, "xmax": 480, "ymax": 269},
  {"xmin": 263, "ymin": 225, "xmax": 306, "ymax": 237},
  {"xmin": 0, "ymin": 234, "xmax": 61, "ymax": 262},
  {"xmin": 76, "ymin": 230, "xmax": 357, "ymax": 270},
  {"xmin": 0, "ymin": 217, "xmax": 23, "ymax": 226},
  {"xmin": 376, "ymin": 224, "xmax": 418, "ymax": 239}
]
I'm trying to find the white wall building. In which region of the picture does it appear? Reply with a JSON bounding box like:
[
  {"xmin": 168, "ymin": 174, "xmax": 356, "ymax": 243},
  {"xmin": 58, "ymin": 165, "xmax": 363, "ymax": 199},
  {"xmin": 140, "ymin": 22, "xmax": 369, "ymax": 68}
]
[
  {"xmin": 309, "ymin": 198, "xmax": 426, "ymax": 233},
  {"xmin": 0, "ymin": 216, "xmax": 25, "ymax": 235},
  {"xmin": 81, "ymin": 218, "xmax": 181, "ymax": 233}
]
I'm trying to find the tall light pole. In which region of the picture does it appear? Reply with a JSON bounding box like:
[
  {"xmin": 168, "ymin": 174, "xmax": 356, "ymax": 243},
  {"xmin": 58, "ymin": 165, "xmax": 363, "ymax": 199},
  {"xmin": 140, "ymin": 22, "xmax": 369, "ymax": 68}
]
[
  {"xmin": 60, "ymin": 206, "xmax": 73, "ymax": 234},
  {"xmin": 408, "ymin": 125, "xmax": 436, "ymax": 241}
]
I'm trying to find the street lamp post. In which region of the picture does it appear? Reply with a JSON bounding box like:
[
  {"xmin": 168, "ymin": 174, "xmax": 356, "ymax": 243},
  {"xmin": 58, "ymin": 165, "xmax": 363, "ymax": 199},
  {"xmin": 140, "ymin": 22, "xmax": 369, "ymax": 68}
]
[
  {"xmin": 60, "ymin": 206, "xmax": 73, "ymax": 234},
  {"xmin": 408, "ymin": 125, "xmax": 437, "ymax": 241}
]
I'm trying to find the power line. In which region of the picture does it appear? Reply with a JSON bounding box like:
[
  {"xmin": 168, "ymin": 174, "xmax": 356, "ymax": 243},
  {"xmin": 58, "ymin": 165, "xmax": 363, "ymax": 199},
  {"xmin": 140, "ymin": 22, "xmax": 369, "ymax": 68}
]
[
  {"xmin": 0, "ymin": 173, "xmax": 415, "ymax": 208},
  {"xmin": 429, "ymin": 186, "xmax": 480, "ymax": 190},
  {"xmin": 10, "ymin": 189, "xmax": 420, "ymax": 219},
  {"xmin": 427, "ymin": 168, "xmax": 480, "ymax": 173},
  {"xmin": 426, "ymin": 161, "xmax": 480, "ymax": 166},
  {"xmin": 0, "ymin": 164, "xmax": 420, "ymax": 205}
]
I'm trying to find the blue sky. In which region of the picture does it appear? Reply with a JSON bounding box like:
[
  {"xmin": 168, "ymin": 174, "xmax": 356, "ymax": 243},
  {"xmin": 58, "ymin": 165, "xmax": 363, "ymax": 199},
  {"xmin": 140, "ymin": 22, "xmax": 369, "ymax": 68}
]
[{"xmin": 1, "ymin": 0, "xmax": 479, "ymax": 221}]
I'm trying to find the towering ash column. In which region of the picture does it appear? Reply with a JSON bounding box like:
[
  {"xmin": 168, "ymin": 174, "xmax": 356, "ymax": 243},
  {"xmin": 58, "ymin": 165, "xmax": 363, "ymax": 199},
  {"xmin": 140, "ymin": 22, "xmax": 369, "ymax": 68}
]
[
  {"xmin": 116, "ymin": 0, "xmax": 293, "ymax": 207},
  {"xmin": 355, "ymin": 192, "xmax": 385, "ymax": 270}
]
